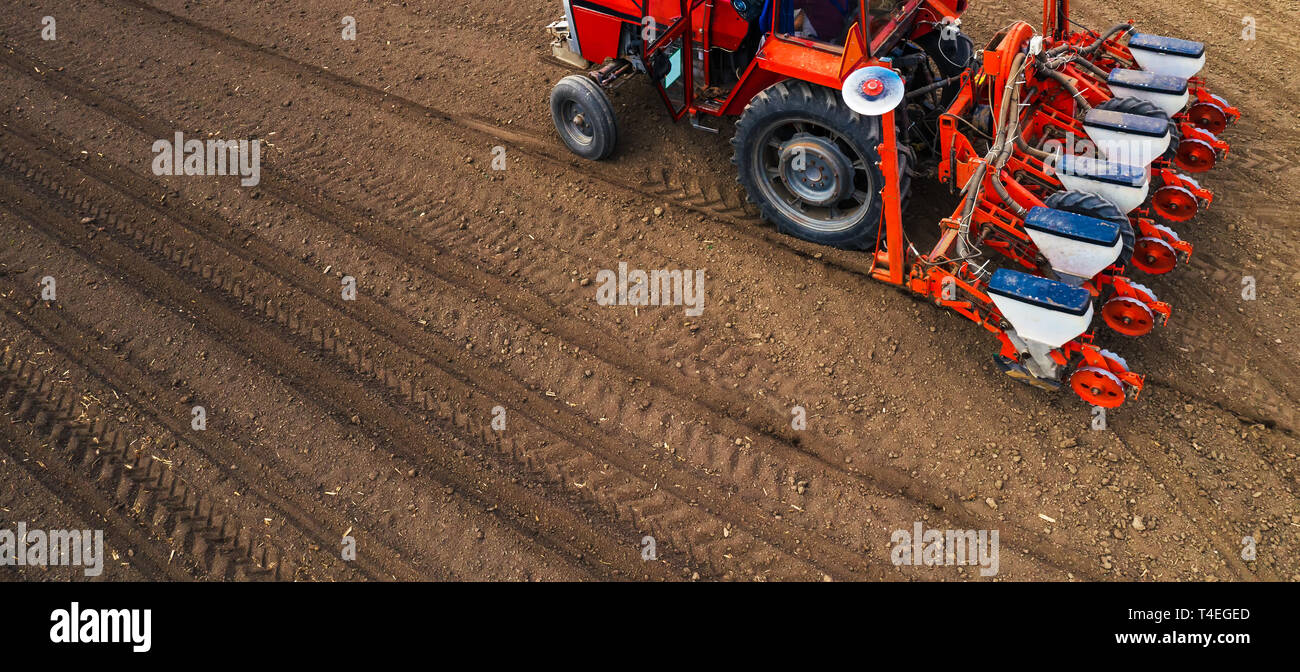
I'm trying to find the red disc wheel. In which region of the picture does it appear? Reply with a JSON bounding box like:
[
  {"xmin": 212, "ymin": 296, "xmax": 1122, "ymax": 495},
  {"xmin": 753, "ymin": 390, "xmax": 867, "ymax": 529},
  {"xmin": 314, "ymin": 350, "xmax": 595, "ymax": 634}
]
[
  {"xmin": 1102, "ymin": 296, "xmax": 1155, "ymax": 336},
  {"xmin": 1132, "ymin": 236, "xmax": 1178, "ymax": 274},
  {"xmin": 1175, "ymin": 138, "xmax": 1217, "ymax": 173},
  {"xmin": 1071, "ymin": 366, "xmax": 1127, "ymax": 408},
  {"xmin": 1151, "ymin": 185, "xmax": 1198, "ymax": 222},
  {"xmin": 1188, "ymin": 101, "xmax": 1228, "ymax": 135}
]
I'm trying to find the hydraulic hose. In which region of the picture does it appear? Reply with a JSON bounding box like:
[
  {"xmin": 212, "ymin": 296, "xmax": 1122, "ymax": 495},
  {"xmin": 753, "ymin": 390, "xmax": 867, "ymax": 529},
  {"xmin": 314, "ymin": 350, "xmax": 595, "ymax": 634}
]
[
  {"xmin": 905, "ymin": 74, "xmax": 962, "ymax": 100},
  {"xmin": 989, "ymin": 53, "xmax": 1029, "ymax": 217},
  {"xmin": 1014, "ymin": 134, "xmax": 1055, "ymax": 161},
  {"xmin": 1073, "ymin": 55, "xmax": 1110, "ymax": 80},
  {"xmin": 1047, "ymin": 23, "xmax": 1133, "ymax": 57},
  {"xmin": 1034, "ymin": 52, "xmax": 1091, "ymax": 113},
  {"xmin": 958, "ymin": 50, "xmax": 1030, "ymax": 254},
  {"xmin": 1080, "ymin": 24, "xmax": 1134, "ymax": 56}
]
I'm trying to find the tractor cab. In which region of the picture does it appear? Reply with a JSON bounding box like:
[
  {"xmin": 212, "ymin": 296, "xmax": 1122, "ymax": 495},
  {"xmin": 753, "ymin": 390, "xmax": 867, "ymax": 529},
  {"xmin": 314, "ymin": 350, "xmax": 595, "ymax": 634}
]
[{"xmin": 637, "ymin": 0, "xmax": 925, "ymax": 119}]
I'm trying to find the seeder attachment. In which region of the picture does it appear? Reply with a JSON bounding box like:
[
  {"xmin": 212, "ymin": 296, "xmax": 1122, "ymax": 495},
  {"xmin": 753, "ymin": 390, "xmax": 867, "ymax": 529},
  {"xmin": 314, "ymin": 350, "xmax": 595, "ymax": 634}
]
[{"xmin": 915, "ymin": 6, "xmax": 1239, "ymax": 407}]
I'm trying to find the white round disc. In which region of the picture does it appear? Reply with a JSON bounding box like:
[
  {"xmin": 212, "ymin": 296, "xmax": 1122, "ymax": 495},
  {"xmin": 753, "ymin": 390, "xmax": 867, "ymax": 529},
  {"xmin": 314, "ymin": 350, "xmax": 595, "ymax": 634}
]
[{"xmin": 841, "ymin": 66, "xmax": 905, "ymax": 117}]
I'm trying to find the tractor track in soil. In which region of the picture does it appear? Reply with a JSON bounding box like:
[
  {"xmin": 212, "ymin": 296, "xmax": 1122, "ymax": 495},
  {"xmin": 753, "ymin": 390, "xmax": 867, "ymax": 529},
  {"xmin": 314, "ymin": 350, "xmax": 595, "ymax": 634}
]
[
  {"xmin": 0, "ymin": 281, "xmax": 417, "ymax": 582},
  {"xmin": 92, "ymin": 0, "xmax": 878, "ymax": 275},
  {"xmin": 0, "ymin": 42, "xmax": 1112, "ymax": 580},
  {"xmin": 0, "ymin": 35, "xmax": 1106, "ymax": 581},
  {"xmin": 0, "ymin": 401, "xmax": 189, "ymax": 582},
  {"xmin": 1, "ymin": 8, "xmax": 1147, "ymax": 579},
  {"xmin": 2, "ymin": 0, "xmax": 1295, "ymax": 581},
  {"xmin": 75, "ymin": 0, "xmax": 1300, "ymax": 443},
  {"xmin": 1, "ymin": 116, "xmax": 918, "ymax": 581},
  {"xmin": 0, "ymin": 152, "xmax": 678, "ymax": 581},
  {"xmin": 0, "ymin": 341, "xmax": 294, "ymax": 581}
]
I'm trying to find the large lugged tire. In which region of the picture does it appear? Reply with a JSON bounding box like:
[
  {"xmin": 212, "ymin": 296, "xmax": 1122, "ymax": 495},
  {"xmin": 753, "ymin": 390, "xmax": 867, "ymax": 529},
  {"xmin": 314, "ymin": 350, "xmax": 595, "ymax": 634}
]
[
  {"xmin": 732, "ymin": 80, "xmax": 908, "ymax": 250},
  {"xmin": 1044, "ymin": 190, "xmax": 1135, "ymax": 266},
  {"xmin": 550, "ymin": 75, "xmax": 618, "ymax": 160},
  {"xmin": 1095, "ymin": 97, "xmax": 1179, "ymax": 162}
]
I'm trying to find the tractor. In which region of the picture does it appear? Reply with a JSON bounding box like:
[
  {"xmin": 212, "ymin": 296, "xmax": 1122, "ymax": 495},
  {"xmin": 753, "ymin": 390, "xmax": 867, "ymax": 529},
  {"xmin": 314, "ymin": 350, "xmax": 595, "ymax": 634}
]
[{"xmin": 544, "ymin": 0, "xmax": 1238, "ymax": 408}]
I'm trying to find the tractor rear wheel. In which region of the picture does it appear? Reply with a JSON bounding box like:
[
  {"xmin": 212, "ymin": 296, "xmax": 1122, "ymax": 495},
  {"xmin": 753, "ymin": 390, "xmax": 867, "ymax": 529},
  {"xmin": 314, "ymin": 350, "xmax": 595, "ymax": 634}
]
[
  {"xmin": 1044, "ymin": 190, "xmax": 1135, "ymax": 266},
  {"xmin": 550, "ymin": 75, "xmax": 618, "ymax": 160},
  {"xmin": 732, "ymin": 80, "xmax": 907, "ymax": 250}
]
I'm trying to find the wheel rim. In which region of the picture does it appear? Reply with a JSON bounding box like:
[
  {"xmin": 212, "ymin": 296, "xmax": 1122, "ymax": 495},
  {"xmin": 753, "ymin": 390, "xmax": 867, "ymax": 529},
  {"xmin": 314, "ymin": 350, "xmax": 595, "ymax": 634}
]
[
  {"xmin": 1132, "ymin": 236, "xmax": 1178, "ymax": 274},
  {"xmin": 752, "ymin": 117, "xmax": 874, "ymax": 234},
  {"xmin": 1101, "ymin": 296, "xmax": 1155, "ymax": 336},
  {"xmin": 1071, "ymin": 367, "xmax": 1126, "ymax": 407},
  {"xmin": 1151, "ymin": 185, "xmax": 1198, "ymax": 222},
  {"xmin": 562, "ymin": 100, "xmax": 594, "ymax": 146},
  {"xmin": 1188, "ymin": 102, "xmax": 1228, "ymax": 134},
  {"xmin": 1174, "ymin": 138, "xmax": 1216, "ymax": 173}
]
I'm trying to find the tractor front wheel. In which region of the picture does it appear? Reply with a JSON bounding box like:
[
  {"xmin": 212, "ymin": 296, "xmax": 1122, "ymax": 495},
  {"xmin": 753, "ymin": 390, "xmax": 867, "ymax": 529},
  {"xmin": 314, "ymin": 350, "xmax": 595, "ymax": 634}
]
[
  {"xmin": 550, "ymin": 75, "xmax": 618, "ymax": 160},
  {"xmin": 733, "ymin": 81, "xmax": 905, "ymax": 250}
]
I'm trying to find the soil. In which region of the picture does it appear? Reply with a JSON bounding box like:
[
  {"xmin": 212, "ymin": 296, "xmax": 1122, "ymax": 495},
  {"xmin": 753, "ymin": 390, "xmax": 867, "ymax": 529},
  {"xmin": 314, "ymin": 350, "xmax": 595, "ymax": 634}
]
[{"xmin": 0, "ymin": 0, "xmax": 1297, "ymax": 582}]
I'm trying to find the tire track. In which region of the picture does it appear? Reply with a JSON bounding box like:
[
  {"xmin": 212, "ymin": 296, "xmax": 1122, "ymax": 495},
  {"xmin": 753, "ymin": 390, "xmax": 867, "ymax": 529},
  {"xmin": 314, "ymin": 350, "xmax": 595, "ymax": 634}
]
[
  {"xmin": 0, "ymin": 139, "xmax": 887, "ymax": 583},
  {"xmin": 0, "ymin": 419, "xmax": 184, "ymax": 581},
  {"xmin": 0, "ymin": 145, "xmax": 767, "ymax": 581},
  {"xmin": 0, "ymin": 285, "xmax": 423, "ymax": 581},
  {"xmin": 93, "ymin": 0, "xmax": 882, "ymax": 277},
  {"xmin": 84, "ymin": 0, "xmax": 1300, "ymax": 433},
  {"xmin": 83, "ymin": 0, "xmax": 1300, "ymax": 582},
  {"xmin": 73, "ymin": 0, "xmax": 1300, "ymax": 428},
  {"xmin": 1111, "ymin": 428, "xmax": 1272, "ymax": 581},
  {"xmin": 0, "ymin": 343, "xmax": 291, "ymax": 581}
]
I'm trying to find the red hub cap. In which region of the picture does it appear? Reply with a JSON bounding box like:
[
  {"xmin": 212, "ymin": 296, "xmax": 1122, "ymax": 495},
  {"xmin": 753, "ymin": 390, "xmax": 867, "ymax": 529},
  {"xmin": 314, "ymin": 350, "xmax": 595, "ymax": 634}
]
[
  {"xmin": 1151, "ymin": 185, "xmax": 1198, "ymax": 222},
  {"xmin": 861, "ymin": 78, "xmax": 884, "ymax": 97},
  {"xmin": 1188, "ymin": 102, "xmax": 1229, "ymax": 135},
  {"xmin": 1175, "ymin": 138, "xmax": 1217, "ymax": 173},
  {"xmin": 1071, "ymin": 367, "xmax": 1126, "ymax": 408},
  {"xmin": 1132, "ymin": 237, "xmax": 1178, "ymax": 275},
  {"xmin": 1102, "ymin": 296, "xmax": 1155, "ymax": 336}
]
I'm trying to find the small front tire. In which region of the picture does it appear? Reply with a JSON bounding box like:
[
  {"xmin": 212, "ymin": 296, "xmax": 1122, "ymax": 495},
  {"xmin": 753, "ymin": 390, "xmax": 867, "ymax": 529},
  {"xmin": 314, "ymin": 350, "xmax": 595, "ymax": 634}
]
[{"xmin": 550, "ymin": 74, "xmax": 619, "ymax": 160}]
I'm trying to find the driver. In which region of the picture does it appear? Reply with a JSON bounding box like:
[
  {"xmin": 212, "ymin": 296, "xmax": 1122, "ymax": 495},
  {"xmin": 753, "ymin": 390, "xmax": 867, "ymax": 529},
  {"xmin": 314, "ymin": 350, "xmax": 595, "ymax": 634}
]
[{"xmin": 791, "ymin": 0, "xmax": 853, "ymax": 42}]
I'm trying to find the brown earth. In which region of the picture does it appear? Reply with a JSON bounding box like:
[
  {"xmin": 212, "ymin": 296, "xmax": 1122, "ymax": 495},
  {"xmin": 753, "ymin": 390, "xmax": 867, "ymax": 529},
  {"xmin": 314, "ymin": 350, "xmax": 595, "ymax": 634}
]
[{"xmin": 0, "ymin": 0, "xmax": 1297, "ymax": 582}]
